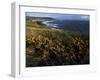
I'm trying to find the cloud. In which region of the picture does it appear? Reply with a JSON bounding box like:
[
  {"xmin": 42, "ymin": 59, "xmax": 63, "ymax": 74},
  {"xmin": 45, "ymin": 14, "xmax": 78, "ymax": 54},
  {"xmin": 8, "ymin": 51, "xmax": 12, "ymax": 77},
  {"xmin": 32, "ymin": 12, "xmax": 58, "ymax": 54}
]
[{"xmin": 80, "ymin": 16, "xmax": 89, "ymax": 20}]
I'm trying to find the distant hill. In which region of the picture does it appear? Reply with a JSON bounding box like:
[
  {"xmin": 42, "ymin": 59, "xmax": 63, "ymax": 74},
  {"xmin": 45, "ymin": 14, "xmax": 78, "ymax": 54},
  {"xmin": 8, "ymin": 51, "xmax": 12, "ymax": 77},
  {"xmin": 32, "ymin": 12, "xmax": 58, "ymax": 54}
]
[{"xmin": 26, "ymin": 16, "xmax": 56, "ymax": 21}]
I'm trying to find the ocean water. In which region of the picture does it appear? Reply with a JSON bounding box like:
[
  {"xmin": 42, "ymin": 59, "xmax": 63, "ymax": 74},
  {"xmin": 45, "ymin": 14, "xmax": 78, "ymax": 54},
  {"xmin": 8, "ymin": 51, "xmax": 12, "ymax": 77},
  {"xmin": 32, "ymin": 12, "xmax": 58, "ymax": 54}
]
[{"xmin": 42, "ymin": 20, "xmax": 89, "ymax": 34}]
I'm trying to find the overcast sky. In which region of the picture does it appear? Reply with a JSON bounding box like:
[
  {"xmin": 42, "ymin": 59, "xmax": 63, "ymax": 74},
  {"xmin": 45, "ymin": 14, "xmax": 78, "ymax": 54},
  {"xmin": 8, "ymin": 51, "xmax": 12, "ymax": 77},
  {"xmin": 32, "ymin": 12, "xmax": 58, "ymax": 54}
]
[{"xmin": 26, "ymin": 12, "xmax": 89, "ymax": 21}]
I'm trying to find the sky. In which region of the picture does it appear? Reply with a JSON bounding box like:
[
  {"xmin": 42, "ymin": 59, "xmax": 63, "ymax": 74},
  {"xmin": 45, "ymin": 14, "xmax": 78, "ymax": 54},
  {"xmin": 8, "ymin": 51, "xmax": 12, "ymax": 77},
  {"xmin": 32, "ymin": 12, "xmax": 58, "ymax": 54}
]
[{"xmin": 26, "ymin": 12, "xmax": 89, "ymax": 21}]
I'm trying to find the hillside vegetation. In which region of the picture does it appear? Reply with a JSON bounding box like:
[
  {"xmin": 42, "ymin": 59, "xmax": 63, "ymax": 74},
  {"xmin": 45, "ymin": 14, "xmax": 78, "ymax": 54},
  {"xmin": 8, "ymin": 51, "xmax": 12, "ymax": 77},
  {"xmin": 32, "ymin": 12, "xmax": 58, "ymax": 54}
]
[{"xmin": 26, "ymin": 16, "xmax": 89, "ymax": 67}]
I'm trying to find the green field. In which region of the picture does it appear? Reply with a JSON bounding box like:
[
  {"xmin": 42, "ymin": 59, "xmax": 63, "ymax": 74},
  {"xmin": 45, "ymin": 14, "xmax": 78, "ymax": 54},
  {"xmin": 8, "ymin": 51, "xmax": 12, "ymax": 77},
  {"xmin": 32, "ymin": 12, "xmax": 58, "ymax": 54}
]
[{"xmin": 26, "ymin": 16, "xmax": 89, "ymax": 67}]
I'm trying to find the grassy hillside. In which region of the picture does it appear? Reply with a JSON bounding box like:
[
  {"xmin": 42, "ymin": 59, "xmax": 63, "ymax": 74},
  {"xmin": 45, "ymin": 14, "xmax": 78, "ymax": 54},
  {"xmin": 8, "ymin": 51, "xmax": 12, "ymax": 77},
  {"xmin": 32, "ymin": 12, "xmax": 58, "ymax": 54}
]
[{"xmin": 26, "ymin": 17, "xmax": 89, "ymax": 67}]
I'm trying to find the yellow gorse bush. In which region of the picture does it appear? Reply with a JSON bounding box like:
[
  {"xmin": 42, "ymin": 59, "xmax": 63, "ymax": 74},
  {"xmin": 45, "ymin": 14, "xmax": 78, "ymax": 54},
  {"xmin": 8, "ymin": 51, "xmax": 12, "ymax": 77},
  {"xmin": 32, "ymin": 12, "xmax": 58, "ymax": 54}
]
[{"xmin": 26, "ymin": 30, "xmax": 89, "ymax": 67}]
